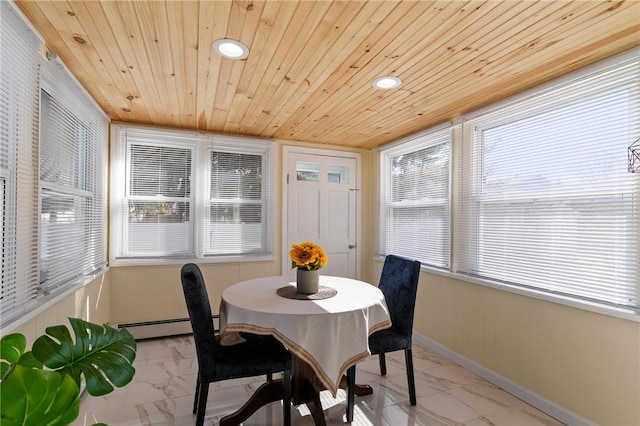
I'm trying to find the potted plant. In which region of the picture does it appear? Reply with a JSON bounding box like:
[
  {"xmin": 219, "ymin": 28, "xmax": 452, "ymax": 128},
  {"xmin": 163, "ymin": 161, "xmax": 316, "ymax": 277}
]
[
  {"xmin": 0, "ymin": 317, "xmax": 137, "ymax": 426},
  {"xmin": 289, "ymin": 241, "xmax": 328, "ymax": 294}
]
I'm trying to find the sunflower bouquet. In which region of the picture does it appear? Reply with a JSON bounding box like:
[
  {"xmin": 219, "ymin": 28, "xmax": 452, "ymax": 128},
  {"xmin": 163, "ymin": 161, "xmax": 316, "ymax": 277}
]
[{"xmin": 289, "ymin": 241, "xmax": 328, "ymax": 271}]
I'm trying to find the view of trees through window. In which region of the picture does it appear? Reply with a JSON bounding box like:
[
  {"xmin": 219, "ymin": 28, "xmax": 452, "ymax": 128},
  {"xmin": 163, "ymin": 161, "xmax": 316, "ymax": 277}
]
[{"xmin": 128, "ymin": 145, "xmax": 191, "ymax": 224}]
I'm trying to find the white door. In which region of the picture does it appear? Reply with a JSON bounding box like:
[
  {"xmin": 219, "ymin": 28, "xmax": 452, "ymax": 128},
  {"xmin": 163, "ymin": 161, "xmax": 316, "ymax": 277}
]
[{"xmin": 283, "ymin": 149, "xmax": 360, "ymax": 279}]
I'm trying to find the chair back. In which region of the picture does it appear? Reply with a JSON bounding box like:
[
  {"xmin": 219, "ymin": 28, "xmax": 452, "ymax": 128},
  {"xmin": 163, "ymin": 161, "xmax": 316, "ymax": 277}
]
[
  {"xmin": 378, "ymin": 255, "xmax": 421, "ymax": 337},
  {"xmin": 180, "ymin": 263, "xmax": 217, "ymax": 373}
]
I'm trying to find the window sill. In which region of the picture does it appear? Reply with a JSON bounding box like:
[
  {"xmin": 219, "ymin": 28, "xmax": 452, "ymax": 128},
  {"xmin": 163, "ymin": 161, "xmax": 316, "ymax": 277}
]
[
  {"xmin": 109, "ymin": 253, "xmax": 276, "ymax": 267},
  {"xmin": 0, "ymin": 268, "xmax": 109, "ymax": 335},
  {"xmin": 374, "ymin": 255, "xmax": 640, "ymax": 323}
]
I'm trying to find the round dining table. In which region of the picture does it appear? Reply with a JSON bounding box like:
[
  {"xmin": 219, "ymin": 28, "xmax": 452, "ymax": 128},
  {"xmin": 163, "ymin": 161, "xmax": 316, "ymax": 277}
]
[{"xmin": 219, "ymin": 274, "xmax": 391, "ymax": 425}]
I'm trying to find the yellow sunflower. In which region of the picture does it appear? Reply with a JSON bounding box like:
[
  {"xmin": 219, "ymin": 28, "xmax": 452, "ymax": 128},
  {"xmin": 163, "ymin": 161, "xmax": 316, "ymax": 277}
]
[{"xmin": 289, "ymin": 241, "xmax": 328, "ymax": 270}]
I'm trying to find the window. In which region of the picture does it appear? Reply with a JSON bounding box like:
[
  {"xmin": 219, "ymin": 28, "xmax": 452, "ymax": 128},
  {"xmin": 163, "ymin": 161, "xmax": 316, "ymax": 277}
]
[
  {"xmin": 125, "ymin": 137, "xmax": 194, "ymax": 257},
  {"xmin": 206, "ymin": 144, "xmax": 269, "ymax": 255},
  {"xmin": 379, "ymin": 127, "xmax": 451, "ymax": 269},
  {"xmin": 111, "ymin": 126, "xmax": 275, "ymax": 264},
  {"xmin": 456, "ymin": 52, "xmax": 640, "ymax": 312},
  {"xmin": 39, "ymin": 56, "xmax": 108, "ymax": 296},
  {"xmin": 1, "ymin": 1, "xmax": 41, "ymax": 323}
]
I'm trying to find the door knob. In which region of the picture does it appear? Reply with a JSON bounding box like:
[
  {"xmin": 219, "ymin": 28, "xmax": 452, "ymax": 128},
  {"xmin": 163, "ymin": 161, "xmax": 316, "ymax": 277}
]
[{"xmin": 349, "ymin": 244, "xmax": 356, "ymax": 249}]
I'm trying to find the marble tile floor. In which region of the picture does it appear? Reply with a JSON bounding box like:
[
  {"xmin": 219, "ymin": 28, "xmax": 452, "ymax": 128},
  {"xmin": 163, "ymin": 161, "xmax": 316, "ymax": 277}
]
[{"xmin": 71, "ymin": 335, "xmax": 565, "ymax": 426}]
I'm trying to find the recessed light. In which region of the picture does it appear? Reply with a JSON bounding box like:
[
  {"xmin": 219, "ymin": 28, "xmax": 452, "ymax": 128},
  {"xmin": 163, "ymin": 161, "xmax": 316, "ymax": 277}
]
[
  {"xmin": 213, "ymin": 39, "xmax": 249, "ymax": 60},
  {"xmin": 372, "ymin": 76, "xmax": 401, "ymax": 90}
]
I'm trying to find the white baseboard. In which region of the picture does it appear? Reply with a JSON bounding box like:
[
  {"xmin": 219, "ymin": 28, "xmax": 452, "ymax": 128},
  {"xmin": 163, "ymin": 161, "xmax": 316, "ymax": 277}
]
[
  {"xmin": 413, "ymin": 333, "xmax": 596, "ymax": 426},
  {"xmin": 116, "ymin": 318, "xmax": 192, "ymax": 340}
]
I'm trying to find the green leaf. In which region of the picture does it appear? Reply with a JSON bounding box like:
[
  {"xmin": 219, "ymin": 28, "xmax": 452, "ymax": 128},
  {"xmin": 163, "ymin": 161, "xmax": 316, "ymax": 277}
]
[
  {"xmin": 32, "ymin": 318, "xmax": 137, "ymax": 397},
  {"xmin": 1, "ymin": 334, "xmax": 27, "ymax": 382},
  {"xmin": 16, "ymin": 351, "xmax": 43, "ymax": 369},
  {"xmin": 0, "ymin": 364, "xmax": 80, "ymax": 426},
  {"xmin": 1, "ymin": 334, "xmax": 26, "ymax": 364}
]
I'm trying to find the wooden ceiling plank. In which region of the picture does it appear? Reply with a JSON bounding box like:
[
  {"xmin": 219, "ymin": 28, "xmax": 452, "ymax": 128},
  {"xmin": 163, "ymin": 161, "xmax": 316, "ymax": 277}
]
[
  {"xmin": 166, "ymin": 1, "xmax": 199, "ymax": 129},
  {"xmin": 309, "ymin": 0, "xmax": 550, "ymax": 141},
  {"xmin": 68, "ymin": 1, "xmax": 153, "ymax": 124},
  {"xmin": 110, "ymin": 1, "xmax": 172, "ymax": 125},
  {"xmin": 195, "ymin": 0, "xmax": 231, "ymax": 130},
  {"xmin": 257, "ymin": 0, "xmax": 428, "ymax": 140},
  {"xmin": 207, "ymin": 1, "xmax": 266, "ymax": 130},
  {"xmin": 131, "ymin": 1, "xmax": 183, "ymax": 128},
  {"xmin": 375, "ymin": 24, "xmax": 640, "ymax": 150},
  {"xmin": 319, "ymin": 0, "xmax": 607, "ymax": 145},
  {"xmin": 17, "ymin": 1, "xmax": 121, "ymax": 119},
  {"xmin": 257, "ymin": 0, "xmax": 405, "ymax": 139},
  {"xmin": 362, "ymin": 0, "xmax": 635, "ymax": 139},
  {"xmin": 237, "ymin": 1, "xmax": 334, "ymax": 131},
  {"xmin": 249, "ymin": 0, "xmax": 373, "ymax": 136},
  {"xmin": 467, "ymin": 1, "xmax": 640, "ymax": 85},
  {"xmin": 286, "ymin": 0, "xmax": 480, "ymax": 142},
  {"xmin": 276, "ymin": 0, "xmax": 468, "ymax": 141},
  {"xmin": 222, "ymin": 1, "xmax": 300, "ymax": 135},
  {"xmin": 98, "ymin": 0, "xmax": 165, "ymax": 125},
  {"xmin": 15, "ymin": 0, "xmax": 640, "ymax": 149}
]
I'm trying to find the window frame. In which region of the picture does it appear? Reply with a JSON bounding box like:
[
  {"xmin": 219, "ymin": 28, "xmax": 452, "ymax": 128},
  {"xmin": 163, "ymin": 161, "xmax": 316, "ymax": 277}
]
[
  {"xmin": 378, "ymin": 125, "xmax": 452, "ymax": 269},
  {"xmin": 378, "ymin": 48, "xmax": 640, "ymax": 319},
  {"xmin": 455, "ymin": 53, "xmax": 639, "ymax": 313},
  {"xmin": 38, "ymin": 61, "xmax": 109, "ymax": 298},
  {"xmin": 110, "ymin": 125, "xmax": 276, "ymax": 266},
  {"xmin": 123, "ymin": 139, "xmax": 196, "ymax": 258}
]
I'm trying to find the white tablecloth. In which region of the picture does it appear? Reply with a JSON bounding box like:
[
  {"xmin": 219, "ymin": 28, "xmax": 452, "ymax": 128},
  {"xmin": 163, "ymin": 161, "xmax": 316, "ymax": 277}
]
[{"xmin": 219, "ymin": 275, "xmax": 391, "ymax": 396}]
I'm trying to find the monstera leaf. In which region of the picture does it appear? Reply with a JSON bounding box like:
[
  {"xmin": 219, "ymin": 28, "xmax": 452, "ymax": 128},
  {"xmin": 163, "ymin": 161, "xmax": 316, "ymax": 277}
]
[
  {"xmin": 0, "ymin": 364, "xmax": 80, "ymax": 426},
  {"xmin": 32, "ymin": 318, "xmax": 137, "ymax": 396}
]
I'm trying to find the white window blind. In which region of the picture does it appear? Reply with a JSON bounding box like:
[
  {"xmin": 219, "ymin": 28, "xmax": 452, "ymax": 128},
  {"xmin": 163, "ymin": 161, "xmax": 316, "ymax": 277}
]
[
  {"xmin": 0, "ymin": 1, "xmax": 41, "ymax": 324},
  {"xmin": 456, "ymin": 52, "xmax": 640, "ymax": 311},
  {"xmin": 117, "ymin": 128, "xmax": 196, "ymax": 258},
  {"xmin": 39, "ymin": 58, "xmax": 108, "ymax": 295},
  {"xmin": 205, "ymin": 138, "xmax": 273, "ymax": 256},
  {"xmin": 379, "ymin": 128, "xmax": 451, "ymax": 268},
  {"xmin": 111, "ymin": 126, "xmax": 275, "ymax": 264}
]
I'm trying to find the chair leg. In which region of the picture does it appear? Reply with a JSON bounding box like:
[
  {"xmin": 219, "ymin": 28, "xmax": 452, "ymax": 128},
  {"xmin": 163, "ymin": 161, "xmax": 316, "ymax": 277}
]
[
  {"xmin": 195, "ymin": 381, "xmax": 209, "ymax": 426},
  {"xmin": 345, "ymin": 365, "xmax": 356, "ymax": 422},
  {"xmin": 404, "ymin": 349, "xmax": 416, "ymax": 406},
  {"xmin": 378, "ymin": 352, "xmax": 387, "ymax": 376},
  {"xmin": 282, "ymin": 368, "xmax": 292, "ymax": 426},
  {"xmin": 193, "ymin": 375, "xmax": 200, "ymax": 414}
]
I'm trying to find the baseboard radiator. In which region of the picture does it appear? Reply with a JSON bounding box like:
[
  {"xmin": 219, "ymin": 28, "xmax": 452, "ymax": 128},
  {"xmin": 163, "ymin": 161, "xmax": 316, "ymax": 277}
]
[{"xmin": 117, "ymin": 318, "xmax": 193, "ymax": 340}]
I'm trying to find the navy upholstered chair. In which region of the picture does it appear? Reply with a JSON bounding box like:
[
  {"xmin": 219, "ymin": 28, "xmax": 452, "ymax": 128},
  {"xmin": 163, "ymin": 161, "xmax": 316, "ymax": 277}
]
[
  {"xmin": 346, "ymin": 254, "xmax": 421, "ymax": 419},
  {"xmin": 370, "ymin": 254, "xmax": 421, "ymax": 405},
  {"xmin": 180, "ymin": 263, "xmax": 292, "ymax": 426}
]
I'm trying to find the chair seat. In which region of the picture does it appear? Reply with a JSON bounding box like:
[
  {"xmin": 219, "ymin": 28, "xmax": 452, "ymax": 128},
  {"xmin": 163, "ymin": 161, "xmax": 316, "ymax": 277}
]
[
  {"xmin": 368, "ymin": 327, "xmax": 411, "ymax": 354},
  {"xmin": 204, "ymin": 333, "xmax": 292, "ymax": 382}
]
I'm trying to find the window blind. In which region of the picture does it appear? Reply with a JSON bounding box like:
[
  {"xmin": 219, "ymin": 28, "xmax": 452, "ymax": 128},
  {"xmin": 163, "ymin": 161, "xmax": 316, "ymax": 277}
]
[
  {"xmin": 39, "ymin": 57, "xmax": 108, "ymax": 294},
  {"xmin": 379, "ymin": 127, "xmax": 451, "ymax": 268},
  {"xmin": 118, "ymin": 128, "xmax": 196, "ymax": 257},
  {"xmin": 456, "ymin": 52, "xmax": 640, "ymax": 311},
  {"xmin": 205, "ymin": 137, "xmax": 274, "ymax": 256},
  {"xmin": 0, "ymin": 1, "xmax": 41, "ymax": 324}
]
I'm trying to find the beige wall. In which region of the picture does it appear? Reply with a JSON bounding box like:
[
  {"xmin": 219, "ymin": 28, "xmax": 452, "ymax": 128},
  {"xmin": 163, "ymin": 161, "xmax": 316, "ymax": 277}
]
[
  {"xmin": 10, "ymin": 274, "xmax": 111, "ymax": 347},
  {"xmin": 371, "ymin": 253, "xmax": 640, "ymax": 426},
  {"xmin": 109, "ymin": 138, "xmax": 374, "ymax": 325}
]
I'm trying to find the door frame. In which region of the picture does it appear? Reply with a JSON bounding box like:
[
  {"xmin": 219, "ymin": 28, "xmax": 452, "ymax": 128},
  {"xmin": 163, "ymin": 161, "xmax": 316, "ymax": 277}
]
[{"xmin": 281, "ymin": 145, "xmax": 362, "ymax": 279}]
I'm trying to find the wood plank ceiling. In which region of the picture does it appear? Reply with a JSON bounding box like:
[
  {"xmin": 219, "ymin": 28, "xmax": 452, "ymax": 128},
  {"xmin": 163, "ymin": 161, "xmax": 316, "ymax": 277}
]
[{"xmin": 15, "ymin": 0, "xmax": 640, "ymax": 149}]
